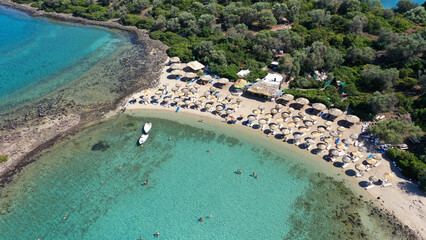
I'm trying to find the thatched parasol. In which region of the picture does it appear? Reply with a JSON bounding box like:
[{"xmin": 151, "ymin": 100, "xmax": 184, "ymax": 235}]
[
  {"xmin": 312, "ymin": 103, "xmax": 326, "ymax": 111},
  {"xmin": 173, "ymin": 97, "xmax": 181, "ymax": 103},
  {"xmin": 265, "ymin": 113, "xmax": 273, "ymax": 119},
  {"xmin": 342, "ymin": 156, "xmax": 351, "ymax": 163},
  {"xmin": 373, "ymin": 154, "xmax": 382, "ymax": 160},
  {"xmin": 324, "ymin": 137, "xmax": 333, "ymax": 143},
  {"xmin": 276, "ymin": 104, "xmax": 284, "ymax": 111},
  {"xmin": 355, "ymin": 164, "xmax": 366, "ymax": 171},
  {"xmin": 270, "ymin": 123, "xmax": 278, "ymax": 130},
  {"xmin": 200, "ymin": 75, "xmax": 212, "ymax": 82},
  {"xmin": 310, "ymin": 115, "xmax": 318, "ymax": 121},
  {"xmin": 369, "ymin": 176, "xmax": 379, "ymax": 182},
  {"xmin": 234, "ymin": 79, "xmax": 247, "ymax": 89},
  {"xmin": 248, "ymin": 115, "xmax": 256, "ymax": 121},
  {"xmin": 282, "ymin": 112, "xmax": 290, "ymax": 118},
  {"xmin": 181, "ymin": 88, "xmax": 189, "ymax": 93},
  {"xmin": 287, "ymin": 122, "xmax": 296, "ymax": 128},
  {"xmin": 221, "ymin": 100, "xmax": 229, "ymax": 104},
  {"xmin": 209, "ymin": 86, "xmax": 217, "ymax": 92},
  {"xmin": 345, "ymin": 115, "xmax": 360, "ymax": 124},
  {"xmin": 342, "ymin": 139, "xmax": 353, "ymax": 145},
  {"xmin": 281, "ymin": 94, "xmax": 294, "ymax": 101},
  {"xmin": 184, "ymin": 72, "xmax": 197, "ymax": 79},
  {"xmin": 259, "ymin": 118, "xmax": 267, "ymax": 125},
  {"xmin": 293, "ymin": 133, "xmax": 302, "ymax": 140},
  {"xmin": 317, "ymin": 126, "xmax": 327, "ymax": 132},
  {"xmin": 253, "ymin": 109, "xmax": 261, "ymax": 115},
  {"xmin": 171, "ymin": 87, "xmax": 179, "ymax": 92},
  {"xmin": 299, "ymin": 126, "xmax": 308, "ymax": 132},
  {"xmin": 217, "ymin": 78, "xmax": 229, "ymax": 85},
  {"xmin": 328, "ymin": 108, "xmax": 343, "ymax": 117},
  {"xmin": 384, "ymin": 172, "xmax": 395, "ymax": 180},
  {"xmin": 304, "ymin": 120, "xmax": 314, "ymax": 127},
  {"xmin": 317, "ymin": 143, "xmax": 327, "ymax": 149},
  {"xmin": 298, "ymin": 111, "xmax": 306, "ymax": 117},
  {"xmin": 171, "ymin": 69, "xmax": 184, "ymax": 76},
  {"xmin": 293, "ymin": 116, "xmax": 302, "ymax": 122},
  {"xmin": 216, "ymin": 105, "xmax": 224, "ymax": 111},
  {"xmin": 366, "ymin": 158, "xmax": 377, "ymax": 165},
  {"xmin": 352, "ymin": 151, "xmax": 362, "ymax": 157},
  {"xmin": 281, "ymin": 129, "xmax": 290, "ymax": 135},
  {"xmin": 169, "ymin": 56, "xmax": 180, "ymax": 63},
  {"xmin": 337, "ymin": 126, "xmax": 346, "ymax": 132},
  {"xmin": 330, "ymin": 149, "xmax": 340, "ymax": 156},
  {"xmin": 337, "ymin": 143, "xmax": 346, "ymax": 150},
  {"xmin": 270, "ymin": 108, "xmax": 278, "ymax": 115},
  {"xmin": 311, "ymin": 131, "xmax": 321, "ymax": 137},
  {"xmin": 170, "ymin": 63, "xmax": 185, "ymax": 70},
  {"xmin": 295, "ymin": 97, "xmax": 309, "ymax": 105}
]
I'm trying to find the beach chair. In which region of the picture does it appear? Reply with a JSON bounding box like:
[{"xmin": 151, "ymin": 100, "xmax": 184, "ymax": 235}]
[
  {"xmin": 365, "ymin": 185, "xmax": 375, "ymax": 190},
  {"xmin": 341, "ymin": 163, "xmax": 349, "ymax": 169},
  {"xmin": 352, "ymin": 157, "xmax": 360, "ymax": 163},
  {"xmin": 382, "ymin": 183, "xmax": 392, "ymax": 187},
  {"xmin": 374, "ymin": 161, "xmax": 382, "ymax": 167}
]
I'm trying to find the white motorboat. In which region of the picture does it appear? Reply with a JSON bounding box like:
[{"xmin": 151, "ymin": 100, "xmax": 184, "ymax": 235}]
[
  {"xmin": 139, "ymin": 134, "xmax": 149, "ymax": 145},
  {"xmin": 143, "ymin": 122, "xmax": 152, "ymax": 134}
]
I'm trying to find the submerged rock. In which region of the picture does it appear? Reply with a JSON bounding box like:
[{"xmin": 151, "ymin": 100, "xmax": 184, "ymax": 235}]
[{"xmin": 91, "ymin": 141, "xmax": 110, "ymax": 151}]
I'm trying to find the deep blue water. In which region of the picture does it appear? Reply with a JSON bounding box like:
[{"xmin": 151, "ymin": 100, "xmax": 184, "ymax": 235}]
[{"xmin": 0, "ymin": 6, "xmax": 127, "ymax": 109}]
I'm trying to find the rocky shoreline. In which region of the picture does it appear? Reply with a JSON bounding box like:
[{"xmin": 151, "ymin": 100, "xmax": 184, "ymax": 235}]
[{"xmin": 0, "ymin": 0, "xmax": 168, "ymax": 184}]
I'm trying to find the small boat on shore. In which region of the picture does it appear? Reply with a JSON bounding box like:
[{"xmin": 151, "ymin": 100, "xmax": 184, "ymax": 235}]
[
  {"xmin": 143, "ymin": 122, "xmax": 152, "ymax": 134},
  {"xmin": 139, "ymin": 134, "xmax": 149, "ymax": 145}
]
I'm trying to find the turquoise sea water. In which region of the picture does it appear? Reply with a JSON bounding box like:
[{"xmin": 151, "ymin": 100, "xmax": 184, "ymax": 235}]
[
  {"xmin": 0, "ymin": 6, "xmax": 128, "ymax": 111},
  {"xmin": 0, "ymin": 112, "xmax": 406, "ymax": 239},
  {"xmin": 381, "ymin": 0, "xmax": 424, "ymax": 8}
]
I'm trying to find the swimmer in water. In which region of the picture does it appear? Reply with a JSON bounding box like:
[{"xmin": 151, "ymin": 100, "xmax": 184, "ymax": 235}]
[
  {"xmin": 209, "ymin": 214, "xmax": 213, "ymax": 218},
  {"xmin": 169, "ymin": 137, "xmax": 172, "ymax": 140}
]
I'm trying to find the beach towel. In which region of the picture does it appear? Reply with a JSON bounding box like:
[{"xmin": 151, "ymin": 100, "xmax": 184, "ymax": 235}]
[
  {"xmin": 165, "ymin": 91, "xmax": 168, "ymax": 95},
  {"xmin": 367, "ymin": 154, "xmax": 373, "ymax": 158},
  {"xmin": 214, "ymin": 91, "xmax": 219, "ymax": 95},
  {"xmin": 319, "ymin": 112, "xmax": 323, "ymax": 117},
  {"xmin": 176, "ymin": 107, "xmax": 180, "ymax": 112},
  {"xmin": 209, "ymin": 80, "xmax": 214, "ymax": 83},
  {"xmin": 175, "ymin": 76, "xmax": 180, "ymax": 80},
  {"xmin": 335, "ymin": 138, "xmax": 340, "ymax": 144}
]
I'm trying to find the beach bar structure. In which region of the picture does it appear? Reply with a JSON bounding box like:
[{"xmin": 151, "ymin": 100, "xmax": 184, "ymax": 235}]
[
  {"xmin": 185, "ymin": 61, "xmax": 205, "ymax": 72},
  {"xmin": 247, "ymin": 81, "xmax": 281, "ymax": 99}
]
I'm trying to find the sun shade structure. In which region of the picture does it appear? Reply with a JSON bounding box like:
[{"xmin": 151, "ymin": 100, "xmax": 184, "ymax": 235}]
[
  {"xmin": 247, "ymin": 82, "xmax": 279, "ymax": 98},
  {"xmin": 330, "ymin": 149, "xmax": 340, "ymax": 156},
  {"xmin": 345, "ymin": 115, "xmax": 360, "ymax": 124},
  {"xmin": 384, "ymin": 172, "xmax": 395, "ymax": 180},
  {"xmin": 350, "ymin": 134, "xmax": 359, "ymax": 139},
  {"xmin": 328, "ymin": 108, "xmax": 343, "ymax": 117},
  {"xmin": 295, "ymin": 97, "xmax": 309, "ymax": 105},
  {"xmin": 234, "ymin": 79, "xmax": 247, "ymax": 90},
  {"xmin": 366, "ymin": 158, "xmax": 377, "ymax": 165},
  {"xmin": 184, "ymin": 72, "xmax": 197, "ymax": 79},
  {"xmin": 369, "ymin": 176, "xmax": 379, "ymax": 182},
  {"xmin": 217, "ymin": 78, "xmax": 229, "ymax": 85},
  {"xmin": 169, "ymin": 56, "xmax": 180, "ymax": 63},
  {"xmin": 186, "ymin": 61, "xmax": 205, "ymax": 72},
  {"xmin": 317, "ymin": 143, "xmax": 326, "ymax": 149},
  {"xmin": 170, "ymin": 63, "xmax": 186, "ymax": 70},
  {"xmin": 171, "ymin": 69, "xmax": 184, "ymax": 76},
  {"xmin": 342, "ymin": 156, "xmax": 351, "ymax": 163},
  {"xmin": 281, "ymin": 94, "xmax": 294, "ymax": 101},
  {"xmin": 355, "ymin": 164, "xmax": 366, "ymax": 171},
  {"xmin": 312, "ymin": 103, "xmax": 326, "ymax": 111}
]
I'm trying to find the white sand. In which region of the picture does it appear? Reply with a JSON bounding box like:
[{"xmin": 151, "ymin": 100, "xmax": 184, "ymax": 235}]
[{"xmin": 121, "ymin": 59, "xmax": 426, "ymax": 238}]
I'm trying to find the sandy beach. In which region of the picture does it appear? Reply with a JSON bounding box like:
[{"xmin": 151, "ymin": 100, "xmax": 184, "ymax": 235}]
[{"xmin": 121, "ymin": 59, "xmax": 426, "ymax": 239}]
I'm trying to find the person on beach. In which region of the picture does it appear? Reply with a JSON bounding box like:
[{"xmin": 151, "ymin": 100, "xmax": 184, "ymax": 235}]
[{"xmin": 200, "ymin": 117, "xmax": 204, "ymax": 123}]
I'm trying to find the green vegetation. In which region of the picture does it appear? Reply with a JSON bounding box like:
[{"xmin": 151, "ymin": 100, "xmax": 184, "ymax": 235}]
[
  {"xmin": 387, "ymin": 149, "xmax": 426, "ymax": 191},
  {"xmin": 368, "ymin": 119, "xmax": 423, "ymax": 144},
  {"xmin": 0, "ymin": 155, "xmax": 8, "ymax": 163}
]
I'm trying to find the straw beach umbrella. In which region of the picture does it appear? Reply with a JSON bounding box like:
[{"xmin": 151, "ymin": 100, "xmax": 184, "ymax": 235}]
[
  {"xmin": 342, "ymin": 139, "xmax": 353, "ymax": 145},
  {"xmin": 345, "ymin": 115, "xmax": 360, "ymax": 124},
  {"xmin": 282, "ymin": 112, "xmax": 290, "ymax": 119},
  {"xmin": 324, "ymin": 137, "xmax": 333, "ymax": 143},
  {"xmin": 258, "ymin": 105, "xmax": 265, "ymax": 113},
  {"xmin": 324, "ymin": 121, "xmax": 333, "ymax": 127},
  {"xmin": 276, "ymin": 104, "xmax": 284, "ymax": 112},
  {"xmin": 270, "ymin": 108, "xmax": 278, "ymax": 115},
  {"xmin": 311, "ymin": 131, "xmax": 321, "ymax": 137},
  {"xmin": 329, "ymin": 108, "xmax": 343, "ymax": 117},
  {"xmin": 317, "ymin": 126, "xmax": 327, "ymax": 132},
  {"xmin": 312, "ymin": 103, "xmax": 326, "ymax": 111},
  {"xmin": 352, "ymin": 151, "xmax": 362, "ymax": 157},
  {"xmin": 358, "ymin": 147, "xmax": 367, "ymax": 152},
  {"xmin": 330, "ymin": 149, "xmax": 340, "ymax": 156},
  {"xmin": 295, "ymin": 97, "xmax": 309, "ymax": 105},
  {"xmin": 281, "ymin": 128, "xmax": 290, "ymax": 135},
  {"xmin": 184, "ymin": 72, "xmax": 197, "ymax": 79},
  {"xmin": 342, "ymin": 156, "xmax": 351, "ymax": 163},
  {"xmin": 337, "ymin": 126, "xmax": 346, "ymax": 132},
  {"xmin": 310, "ymin": 115, "xmax": 318, "ymax": 121},
  {"xmin": 317, "ymin": 143, "xmax": 327, "ymax": 150},
  {"xmin": 355, "ymin": 164, "xmax": 366, "ymax": 171},
  {"xmin": 366, "ymin": 158, "xmax": 377, "ymax": 165},
  {"xmin": 217, "ymin": 78, "xmax": 229, "ymax": 85},
  {"xmin": 330, "ymin": 131, "xmax": 339, "ymax": 137},
  {"xmin": 281, "ymin": 94, "xmax": 294, "ymax": 102},
  {"xmin": 373, "ymin": 155, "xmax": 382, "ymax": 160},
  {"xmin": 369, "ymin": 176, "xmax": 379, "ymax": 183},
  {"xmin": 170, "ymin": 63, "xmax": 185, "ymax": 70},
  {"xmin": 171, "ymin": 69, "xmax": 184, "ymax": 76},
  {"xmin": 287, "ymin": 122, "xmax": 296, "ymax": 128},
  {"xmin": 216, "ymin": 105, "xmax": 224, "ymax": 111},
  {"xmin": 169, "ymin": 56, "xmax": 180, "ymax": 63},
  {"xmin": 201, "ymin": 75, "xmax": 212, "ymax": 82},
  {"xmin": 384, "ymin": 172, "xmax": 395, "ymax": 180}
]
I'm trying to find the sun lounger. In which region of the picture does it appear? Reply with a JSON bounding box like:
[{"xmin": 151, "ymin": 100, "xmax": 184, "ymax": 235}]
[
  {"xmin": 365, "ymin": 185, "xmax": 375, "ymax": 190},
  {"xmin": 374, "ymin": 161, "xmax": 382, "ymax": 167},
  {"xmin": 382, "ymin": 183, "xmax": 392, "ymax": 187},
  {"xmin": 352, "ymin": 157, "xmax": 360, "ymax": 163},
  {"xmin": 341, "ymin": 163, "xmax": 349, "ymax": 168}
]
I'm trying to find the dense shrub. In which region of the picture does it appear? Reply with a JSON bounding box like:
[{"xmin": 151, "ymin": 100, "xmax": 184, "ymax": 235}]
[
  {"xmin": 387, "ymin": 148, "xmax": 426, "ymax": 191},
  {"xmin": 0, "ymin": 155, "xmax": 8, "ymax": 163}
]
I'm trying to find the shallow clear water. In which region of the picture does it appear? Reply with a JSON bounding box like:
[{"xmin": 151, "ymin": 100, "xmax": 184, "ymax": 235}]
[
  {"xmin": 0, "ymin": 112, "xmax": 404, "ymax": 239},
  {"xmin": 0, "ymin": 6, "xmax": 129, "ymax": 111}
]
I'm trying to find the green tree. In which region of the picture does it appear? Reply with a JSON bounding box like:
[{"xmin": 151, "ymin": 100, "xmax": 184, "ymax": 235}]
[
  {"xmin": 258, "ymin": 9, "xmax": 277, "ymax": 29},
  {"xmin": 369, "ymin": 119, "xmax": 424, "ymax": 144},
  {"xmin": 198, "ymin": 14, "xmax": 215, "ymax": 28},
  {"xmin": 370, "ymin": 91, "xmax": 398, "ymax": 113},
  {"xmin": 274, "ymin": 30, "xmax": 304, "ymax": 53},
  {"xmin": 287, "ymin": 0, "xmax": 301, "ymax": 22},
  {"xmin": 405, "ymin": 7, "xmax": 426, "ymax": 24},
  {"xmin": 345, "ymin": 46, "xmax": 375, "ymax": 65},
  {"xmin": 360, "ymin": 65, "xmax": 399, "ymax": 91},
  {"xmin": 194, "ymin": 41, "xmax": 227, "ymax": 65},
  {"xmin": 348, "ymin": 15, "xmax": 367, "ymax": 34},
  {"xmin": 310, "ymin": 9, "xmax": 331, "ymax": 28},
  {"xmin": 272, "ymin": 3, "xmax": 288, "ymax": 22},
  {"xmin": 167, "ymin": 18, "xmax": 181, "ymax": 31},
  {"xmin": 396, "ymin": 0, "xmax": 419, "ymax": 13}
]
